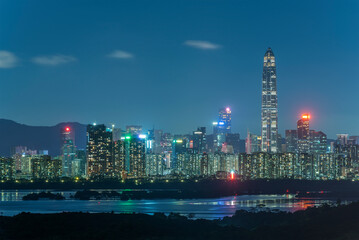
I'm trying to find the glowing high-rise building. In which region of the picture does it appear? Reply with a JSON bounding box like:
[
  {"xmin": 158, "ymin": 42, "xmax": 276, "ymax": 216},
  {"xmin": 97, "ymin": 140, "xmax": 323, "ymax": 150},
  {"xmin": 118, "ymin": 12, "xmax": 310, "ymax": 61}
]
[
  {"xmin": 218, "ymin": 107, "xmax": 231, "ymax": 134},
  {"xmin": 61, "ymin": 126, "xmax": 76, "ymax": 177},
  {"xmin": 261, "ymin": 48, "xmax": 278, "ymax": 153},
  {"xmin": 297, "ymin": 114, "xmax": 310, "ymax": 153},
  {"xmin": 192, "ymin": 127, "xmax": 207, "ymax": 154},
  {"xmin": 214, "ymin": 107, "xmax": 232, "ymax": 147},
  {"xmin": 86, "ymin": 124, "xmax": 113, "ymax": 178},
  {"xmin": 115, "ymin": 134, "xmax": 147, "ymax": 178}
]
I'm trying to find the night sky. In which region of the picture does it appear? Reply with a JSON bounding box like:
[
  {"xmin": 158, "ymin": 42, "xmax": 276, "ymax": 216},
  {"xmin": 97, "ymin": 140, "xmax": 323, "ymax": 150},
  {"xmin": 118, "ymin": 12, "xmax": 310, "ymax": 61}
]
[{"xmin": 0, "ymin": 0, "xmax": 358, "ymax": 138}]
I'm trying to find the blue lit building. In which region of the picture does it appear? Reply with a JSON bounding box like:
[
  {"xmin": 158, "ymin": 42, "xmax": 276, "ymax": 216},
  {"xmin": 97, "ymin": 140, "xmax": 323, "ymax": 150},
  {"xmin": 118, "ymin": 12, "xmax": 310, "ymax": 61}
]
[{"xmin": 213, "ymin": 107, "xmax": 232, "ymax": 148}]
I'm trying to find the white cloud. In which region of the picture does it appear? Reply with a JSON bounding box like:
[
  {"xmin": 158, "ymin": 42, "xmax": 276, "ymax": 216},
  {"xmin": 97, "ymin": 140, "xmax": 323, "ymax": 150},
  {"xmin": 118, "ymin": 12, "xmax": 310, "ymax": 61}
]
[
  {"xmin": 32, "ymin": 55, "xmax": 77, "ymax": 66},
  {"xmin": 184, "ymin": 40, "xmax": 222, "ymax": 50},
  {"xmin": 107, "ymin": 50, "xmax": 134, "ymax": 59},
  {"xmin": 0, "ymin": 51, "xmax": 18, "ymax": 68}
]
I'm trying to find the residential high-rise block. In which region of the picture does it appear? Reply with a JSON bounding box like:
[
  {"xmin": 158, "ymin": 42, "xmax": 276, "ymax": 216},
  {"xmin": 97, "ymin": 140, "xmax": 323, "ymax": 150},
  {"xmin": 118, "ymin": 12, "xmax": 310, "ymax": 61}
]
[
  {"xmin": 0, "ymin": 158, "xmax": 15, "ymax": 180},
  {"xmin": 128, "ymin": 135, "xmax": 146, "ymax": 178},
  {"xmin": 31, "ymin": 155, "xmax": 62, "ymax": 179},
  {"xmin": 86, "ymin": 124, "xmax": 113, "ymax": 178},
  {"xmin": 116, "ymin": 134, "xmax": 147, "ymax": 178},
  {"xmin": 171, "ymin": 137, "xmax": 188, "ymax": 171}
]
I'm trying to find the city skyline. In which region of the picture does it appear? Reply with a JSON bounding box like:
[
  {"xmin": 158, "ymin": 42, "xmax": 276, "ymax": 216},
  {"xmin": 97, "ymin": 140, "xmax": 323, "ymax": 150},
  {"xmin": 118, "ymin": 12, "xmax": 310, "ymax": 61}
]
[
  {"xmin": 0, "ymin": 1, "xmax": 358, "ymax": 139},
  {"xmin": 1, "ymin": 2, "xmax": 359, "ymax": 238},
  {"xmin": 0, "ymin": 107, "xmax": 356, "ymax": 140}
]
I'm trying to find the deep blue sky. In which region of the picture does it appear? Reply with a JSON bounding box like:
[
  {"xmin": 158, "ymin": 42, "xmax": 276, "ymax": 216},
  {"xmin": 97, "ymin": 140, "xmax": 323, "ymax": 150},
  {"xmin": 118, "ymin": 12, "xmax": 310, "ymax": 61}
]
[{"xmin": 0, "ymin": 0, "xmax": 358, "ymax": 138}]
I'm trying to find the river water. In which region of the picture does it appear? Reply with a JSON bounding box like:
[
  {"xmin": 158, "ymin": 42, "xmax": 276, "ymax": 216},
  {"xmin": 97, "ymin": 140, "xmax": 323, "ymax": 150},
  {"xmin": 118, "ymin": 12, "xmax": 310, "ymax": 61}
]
[{"xmin": 0, "ymin": 190, "xmax": 348, "ymax": 219}]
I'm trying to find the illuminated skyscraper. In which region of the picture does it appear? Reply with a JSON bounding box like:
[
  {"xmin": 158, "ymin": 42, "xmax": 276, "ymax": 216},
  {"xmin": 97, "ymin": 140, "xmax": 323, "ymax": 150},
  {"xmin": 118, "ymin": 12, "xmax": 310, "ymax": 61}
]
[
  {"xmin": 192, "ymin": 127, "xmax": 206, "ymax": 154},
  {"xmin": 171, "ymin": 137, "xmax": 187, "ymax": 171},
  {"xmin": 61, "ymin": 126, "xmax": 76, "ymax": 177},
  {"xmin": 214, "ymin": 107, "xmax": 232, "ymax": 148},
  {"xmin": 115, "ymin": 134, "xmax": 147, "ymax": 178},
  {"xmin": 217, "ymin": 107, "xmax": 231, "ymax": 134},
  {"xmin": 86, "ymin": 124, "xmax": 113, "ymax": 178},
  {"xmin": 75, "ymin": 149, "xmax": 87, "ymax": 177},
  {"xmin": 297, "ymin": 114, "xmax": 310, "ymax": 153},
  {"xmin": 128, "ymin": 136, "xmax": 146, "ymax": 178},
  {"xmin": 261, "ymin": 48, "xmax": 278, "ymax": 153}
]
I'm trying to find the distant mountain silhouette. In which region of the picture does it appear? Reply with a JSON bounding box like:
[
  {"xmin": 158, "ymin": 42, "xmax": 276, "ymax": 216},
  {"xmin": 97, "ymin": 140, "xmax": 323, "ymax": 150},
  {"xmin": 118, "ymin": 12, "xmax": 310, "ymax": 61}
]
[{"xmin": 0, "ymin": 119, "xmax": 87, "ymax": 157}]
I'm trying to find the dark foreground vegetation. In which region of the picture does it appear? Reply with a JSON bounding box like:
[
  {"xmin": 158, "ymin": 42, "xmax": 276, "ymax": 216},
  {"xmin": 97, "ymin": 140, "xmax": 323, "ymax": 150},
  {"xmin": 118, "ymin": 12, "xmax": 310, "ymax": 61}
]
[{"xmin": 1, "ymin": 202, "xmax": 359, "ymax": 239}]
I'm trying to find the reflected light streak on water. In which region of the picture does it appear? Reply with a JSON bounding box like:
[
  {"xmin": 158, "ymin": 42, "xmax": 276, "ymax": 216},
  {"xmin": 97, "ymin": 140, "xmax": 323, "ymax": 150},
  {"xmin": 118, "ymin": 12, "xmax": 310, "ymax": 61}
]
[{"xmin": 0, "ymin": 190, "xmax": 350, "ymax": 219}]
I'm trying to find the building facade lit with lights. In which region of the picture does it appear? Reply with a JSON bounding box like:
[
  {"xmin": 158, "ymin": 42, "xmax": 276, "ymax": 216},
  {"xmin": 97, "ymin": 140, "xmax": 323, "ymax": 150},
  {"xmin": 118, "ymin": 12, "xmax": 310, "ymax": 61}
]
[
  {"xmin": 86, "ymin": 124, "xmax": 113, "ymax": 178},
  {"xmin": 3, "ymin": 108, "xmax": 359, "ymax": 181},
  {"xmin": 61, "ymin": 126, "xmax": 77, "ymax": 177},
  {"xmin": 297, "ymin": 114, "xmax": 311, "ymax": 153},
  {"xmin": 213, "ymin": 107, "xmax": 232, "ymax": 148},
  {"xmin": 0, "ymin": 158, "xmax": 15, "ymax": 179},
  {"xmin": 285, "ymin": 114, "xmax": 327, "ymax": 155},
  {"xmin": 128, "ymin": 135, "xmax": 146, "ymax": 178},
  {"xmin": 115, "ymin": 134, "xmax": 147, "ymax": 178},
  {"xmin": 31, "ymin": 155, "xmax": 62, "ymax": 179},
  {"xmin": 146, "ymin": 153, "xmax": 165, "ymax": 176},
  {"xmin": 192, "ymin": 127, "xmax": 207, "ymax": 154},
  {"xmin": 261, "ymin": 48, "xmax": 279, "ymax": 153}
]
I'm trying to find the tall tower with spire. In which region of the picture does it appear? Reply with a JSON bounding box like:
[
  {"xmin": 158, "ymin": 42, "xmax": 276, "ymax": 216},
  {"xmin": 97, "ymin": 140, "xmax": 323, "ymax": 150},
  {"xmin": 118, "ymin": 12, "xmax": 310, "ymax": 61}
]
[{"xmin": 261, "ymin": 48, "xmax": 278, "ymax": 153}]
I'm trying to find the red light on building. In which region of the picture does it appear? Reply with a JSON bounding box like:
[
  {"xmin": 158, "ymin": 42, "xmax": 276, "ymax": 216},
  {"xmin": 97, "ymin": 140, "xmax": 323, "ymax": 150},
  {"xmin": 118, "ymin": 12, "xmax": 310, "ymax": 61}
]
[
  {"xmin": 301, "ymin": 114, "xmax": 310, "ymax": 120},
  {"xmin": 230, "ymin": 171, "xmax": 235, "ymax": 180},
  {"xmin": 65, "ymin": 127, "xmax": 71, "ymax": 132}
]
